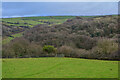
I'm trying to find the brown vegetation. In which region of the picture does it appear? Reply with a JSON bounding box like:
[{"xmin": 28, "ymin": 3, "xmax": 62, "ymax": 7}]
[{"xmin": 2, "ymin": 16, "xmax": 119, "ymax": 60}]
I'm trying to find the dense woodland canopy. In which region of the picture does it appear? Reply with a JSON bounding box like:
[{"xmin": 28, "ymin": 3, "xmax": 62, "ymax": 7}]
[{"xmin": 2, "ymin": 15, "xmax": 119, "ymax": 60}]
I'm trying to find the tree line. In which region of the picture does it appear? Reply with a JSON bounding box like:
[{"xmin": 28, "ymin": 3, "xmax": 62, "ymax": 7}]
[{"xmin": 2, "ymin": 16, "xmax": 119, "ymax": 60}]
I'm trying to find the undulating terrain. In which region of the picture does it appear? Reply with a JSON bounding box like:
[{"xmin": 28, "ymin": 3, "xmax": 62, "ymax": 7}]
[
  {"xmin": 2, "ymin": 15, "xmax": 119, "ymax": 78},
  {"xmin": 2, "ymin": 15, "xmax": 119, "ymax": 60},
  {"xmin": 2, "ymin": 16, "xmax": 75, "ymax": 44}
]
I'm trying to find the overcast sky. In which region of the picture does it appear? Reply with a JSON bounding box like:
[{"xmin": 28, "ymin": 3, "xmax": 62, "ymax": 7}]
[
  {"xmin": 2, "ymin": 0, "xmax": 119, "ymax": 2},
  {"xmin": 2, "ymin": 2, "xmax": 118, "ymax": 18}
]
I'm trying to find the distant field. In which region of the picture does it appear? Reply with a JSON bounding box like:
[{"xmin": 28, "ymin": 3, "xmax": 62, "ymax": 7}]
[
  {"xmin": 2, "ymin": 16, "xmax": 75, "ymax": 28},
  {"xmin": 2, "ymin": 32, "xmax": 23, "ymax": 44},
  {"xmin": 2, "ymin": 16, "xmax": 75, "ymax": 44},
  {"xmin": 2, "ymin": 58, "xmax": 118, "ymax": 78}
]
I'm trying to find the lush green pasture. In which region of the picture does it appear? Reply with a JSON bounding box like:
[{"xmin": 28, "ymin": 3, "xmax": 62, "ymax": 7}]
[
  {"xmin": 2, "ymin": 16, "xmax": 75, "ymax": 27},
  {"xmin": 2, "ymin": 32, "xmax": 23, "ymax": 44},
  {"xmin": 2, "ymin": 58, "xmax": 118, "ymax": 78}
]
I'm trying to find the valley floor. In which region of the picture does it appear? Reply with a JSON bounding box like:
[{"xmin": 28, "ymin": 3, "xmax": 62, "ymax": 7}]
[{"xmin": 2, "ymin": 57, "xmax": 118, "ymax": 78}]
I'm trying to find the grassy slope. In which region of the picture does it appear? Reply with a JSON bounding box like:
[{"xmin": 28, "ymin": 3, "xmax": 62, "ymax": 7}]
[
  {"xmin": 2, "ymin": 58, "xmax": 118, "ymax": 78},
  {"xmin": 2, "ymin": 16, "xmax": 75, "ymax": 44},
  {"xmin": 2, "ymin": 16, "xmax": 75, "ymax": 28},
  {"xmin": 2, "ymin": 32, "xmax": 23, "ymax": 44}
]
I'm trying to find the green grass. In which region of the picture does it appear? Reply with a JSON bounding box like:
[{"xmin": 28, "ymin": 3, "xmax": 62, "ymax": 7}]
[
  {"xmin": 2, "ymin": 57, "xmax": 118, "ymax": 78},
  {"xmin": 2, "ymin": 32, "xmax": 23, "ymax": 44},
  {"xmin": 12, "ymin": 32, "xmax": 23, "ymax": 37},
  {"xmin": 2, "ymin": 37, "xmax": 14, "ymax": 44},
  {"xmin": 2, "ymin": 16, "xmax": 75, "ymax": 28}
]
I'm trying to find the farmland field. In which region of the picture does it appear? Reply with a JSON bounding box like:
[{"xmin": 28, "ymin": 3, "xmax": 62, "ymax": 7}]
[
  {"xmin": 2, "ymin": 16, "xmax": 75, "ymax": 44},
  {"xmin": 2, "ymin": 58, "xmax": 118, "ymax": 78},
  {"xmin": 2, "ymin": 32, "xmax": 23, "ymax": 44},
  {"xmin": 2, "ymin": 2, "xmax": 119, "ymax": 79}
]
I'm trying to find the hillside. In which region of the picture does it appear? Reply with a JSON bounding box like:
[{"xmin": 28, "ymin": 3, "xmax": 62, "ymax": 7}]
[
  {"xmin": 24, "ymin": 16, "xmax": 118, "ymax": 46},
  {"xmin": 2, "ymin": 15, "xmax": 119, "ymax": 60},
  {"xmin": 2, "ymin": 16, "xmax": 75, "ymax": 44},
  {"xmin": 2, "ymin": 16, "xmax": 75, "ymax": 37}
]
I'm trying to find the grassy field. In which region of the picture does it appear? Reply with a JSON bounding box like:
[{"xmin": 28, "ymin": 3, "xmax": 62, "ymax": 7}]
[
  {"xmin": 2, "ymin": 16, "xmax": 75, "ymax": 28},
  {"xmin": 2, "ymin": 16, "xmax": 75, "ymax": 44},
  {"xmin": 2, "ymin": 32, "xmax": 23, "ymax": 44},
  {"xmin": 2, "ymin": 57, "xmax": 118, "ymax": 78}
]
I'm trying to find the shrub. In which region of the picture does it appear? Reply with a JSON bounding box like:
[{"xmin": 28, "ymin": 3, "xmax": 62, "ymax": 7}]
[
  {"xmin": 58, "ymin": 46, "xmax": 77, "ymax": 57},
  {"xmin": 75, "ymin": 49, "xmax": 89, "ymax": 58},
  {"xmin": 43, "ymin": 45, "xmax": 56, "ymax": 54},
  {"xmin": 2, "ymin": 44, "xmax": 15, "ymax": 58},
  {"xmin": 90, "ymin": 38, "xmax": 118, "ymax": 60},
  {"xmin": 90, "ymin": 46, "xmax": 105, "ymax": 59},
  {"xmin": 74, "ymin": 36, "xmax": 96, "ymax": 50},
  {"xmin": 28, "ymin": 42, "xmax": 43, "ymax": 57},
  {"xmin": 2, "ymin": 38, "xmax": 43, "ymax": 58},
  {"xmin": 11, "ymin": 38, "xmax": 30, "ymax": 58},
  {"xmin": 97, "ymin": 38, "xmax": 118, "ymax": 55}
]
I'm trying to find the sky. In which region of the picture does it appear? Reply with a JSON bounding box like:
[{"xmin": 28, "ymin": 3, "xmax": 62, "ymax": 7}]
[
  {"xmin": 2, "ymin": 0, "xmax": 119, "ymax": 2},
  {"xmin": 2, "ymin": 2, "xmax": 118, "ymax": 18}
]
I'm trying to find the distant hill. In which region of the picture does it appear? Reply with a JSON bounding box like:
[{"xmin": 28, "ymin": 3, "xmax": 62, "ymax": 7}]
[
  {"xmin": 2, "ymin": 16, "xmax": 75, "ymax": 38},
  {"xmin": 2, "ymin": 15, "xmax": 119, "ymax": 60}
]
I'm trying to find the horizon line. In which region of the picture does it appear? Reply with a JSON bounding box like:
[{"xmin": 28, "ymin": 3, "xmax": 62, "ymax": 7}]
[{"xmin": 1, "ymin": 14, "xmax": 118, "ymax": 18}]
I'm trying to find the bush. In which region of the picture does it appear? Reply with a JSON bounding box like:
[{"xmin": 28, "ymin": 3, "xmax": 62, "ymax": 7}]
[
  {"xmin": 58, "ymin": 46, "xmax": 77, "ymax": 57},
  {"xmin": 2, "ymin": 44, "xmax": 15, "ymax": 58},
  {"xmin": 90, "ymin": 38, "xmax": 118, "ymax": 60},
  {"xmin": 43, "ymin": 45, "xmax": 56, "ymax": 54},
  {"xmin": 28, "ymin": 42, "xmax": 43, "ymax": 57},
  {"xmin": 75, "ymin": 49, "xmax": 89, "ymax": 58},
  {"xmin": 97, "ymin": 38, "xmax": 118, "ymax": 55},
  {"xmin": 2, "ymin": 38, "xmax": 43, "ymax": 58},
  {"xmin": 74, "ymin": 36, "xmax": 96, "ymax": 50}
]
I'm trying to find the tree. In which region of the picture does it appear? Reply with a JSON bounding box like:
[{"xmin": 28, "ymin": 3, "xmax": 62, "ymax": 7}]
[{"xmin": 43, "ymin": 45, "xmax": 56, "ymax": 54}]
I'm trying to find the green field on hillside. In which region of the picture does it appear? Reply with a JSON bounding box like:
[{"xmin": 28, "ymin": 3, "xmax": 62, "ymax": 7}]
[
  {"xmin": 2, "ymin": 32, "xmax": 23, "ymax": 44},
  {"xmin": 2, "ymin": 58, "xmax": 118, "ymax": 78},
  {"xmin": 2, "ymin": 16, "xmax": 75, "ymax": 44},
  {"xmin": 2, "ymin": 16, "xmax": 75, "ymax": 28}
]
